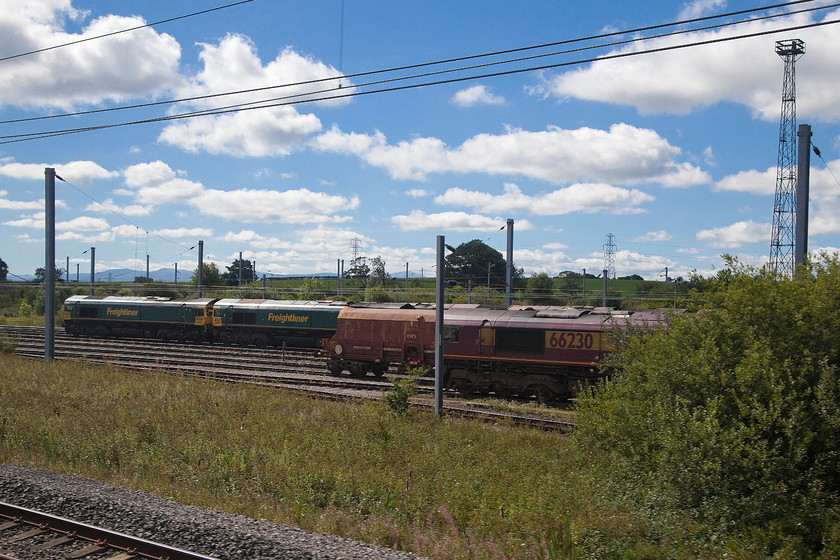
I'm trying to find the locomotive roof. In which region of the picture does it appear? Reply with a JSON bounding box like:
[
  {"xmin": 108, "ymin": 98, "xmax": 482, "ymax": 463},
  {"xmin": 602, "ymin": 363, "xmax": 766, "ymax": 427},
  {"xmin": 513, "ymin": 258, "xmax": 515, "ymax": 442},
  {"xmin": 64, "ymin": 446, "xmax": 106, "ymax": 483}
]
[
  {"xmin": 64, "ymin": 295, "xmax": 216, "ymax": 307},
  {"xmin": 445, "ymin": 306, "xmax": 667, "ymax": 328},
  {"xmin": 335, "ymin": 304, "xmax": 666, "ymax": 330},
  {"xmin": 213, "ymin": 299, "xmax": 347, "ymax": 310}
]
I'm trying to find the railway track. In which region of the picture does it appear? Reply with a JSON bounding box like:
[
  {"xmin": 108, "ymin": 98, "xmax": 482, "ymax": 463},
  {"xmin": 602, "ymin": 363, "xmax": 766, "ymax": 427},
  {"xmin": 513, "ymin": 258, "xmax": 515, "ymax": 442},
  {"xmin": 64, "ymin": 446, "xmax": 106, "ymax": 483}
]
[
  {"xmin": 0, "ymin": 325, "xmax": 575, "ymax": 431},
  {"xmin": 0, "ymin": 501, "xmax": 218, "ymax": 560}
]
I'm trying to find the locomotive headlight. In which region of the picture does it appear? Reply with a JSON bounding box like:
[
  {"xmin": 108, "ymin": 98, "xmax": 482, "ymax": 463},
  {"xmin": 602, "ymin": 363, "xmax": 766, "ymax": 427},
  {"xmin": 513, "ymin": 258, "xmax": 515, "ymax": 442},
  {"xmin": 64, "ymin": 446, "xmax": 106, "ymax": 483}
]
[{"xmin": 334, "ymin": 343, "xmax": 343, "ymax": 355}]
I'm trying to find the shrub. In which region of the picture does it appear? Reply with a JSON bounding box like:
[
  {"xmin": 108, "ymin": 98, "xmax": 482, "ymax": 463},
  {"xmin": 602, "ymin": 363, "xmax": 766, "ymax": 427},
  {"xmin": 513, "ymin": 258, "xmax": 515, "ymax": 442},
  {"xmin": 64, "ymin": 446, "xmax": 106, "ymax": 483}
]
[
  {"xmin": 573, "ymin": 255, "xmax": 840, "ymax": 555},
  {"xmin": 383, "ymin": 367, "xmax": 425, "ymax": 415},
  {"xmin": 18, "ymin": 301, "xmax": 32, "ymax": 317}
]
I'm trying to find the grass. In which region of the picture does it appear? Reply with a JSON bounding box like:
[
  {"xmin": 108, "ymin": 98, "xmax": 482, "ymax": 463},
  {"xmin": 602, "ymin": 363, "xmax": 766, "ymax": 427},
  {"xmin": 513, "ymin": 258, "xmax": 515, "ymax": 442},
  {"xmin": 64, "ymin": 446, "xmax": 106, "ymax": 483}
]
[{"xmin": 0, "ymin": 354, "xmax": 719, "ymax": 559}]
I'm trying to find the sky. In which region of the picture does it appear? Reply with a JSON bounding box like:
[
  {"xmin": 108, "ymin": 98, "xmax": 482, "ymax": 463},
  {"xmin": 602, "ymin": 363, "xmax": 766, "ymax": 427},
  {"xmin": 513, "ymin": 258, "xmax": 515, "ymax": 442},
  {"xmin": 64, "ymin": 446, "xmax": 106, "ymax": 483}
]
[{"xmin": 1, "ymin": 0, "xmax": 840, "ymax": 283}]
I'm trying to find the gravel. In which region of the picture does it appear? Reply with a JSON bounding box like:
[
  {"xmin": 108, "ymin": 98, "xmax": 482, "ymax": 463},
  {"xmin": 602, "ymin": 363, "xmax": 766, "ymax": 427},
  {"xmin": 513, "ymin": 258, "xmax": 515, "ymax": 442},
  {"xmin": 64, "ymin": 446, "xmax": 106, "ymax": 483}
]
[{"xmin": 0, "ymin": 463, "xmax": 428, "ymax": 560}]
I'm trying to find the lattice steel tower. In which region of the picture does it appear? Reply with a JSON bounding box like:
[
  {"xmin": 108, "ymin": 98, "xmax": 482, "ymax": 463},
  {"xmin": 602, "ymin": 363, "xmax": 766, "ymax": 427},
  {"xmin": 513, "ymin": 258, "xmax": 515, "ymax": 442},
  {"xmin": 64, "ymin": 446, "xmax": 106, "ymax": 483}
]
[
  {"xmin": 769, "ymin": 39, "xmax": 805, "ymax": 278},
  {"xmin": 603, "ymin": 233, "xmax": 616, "ymax": 280}
]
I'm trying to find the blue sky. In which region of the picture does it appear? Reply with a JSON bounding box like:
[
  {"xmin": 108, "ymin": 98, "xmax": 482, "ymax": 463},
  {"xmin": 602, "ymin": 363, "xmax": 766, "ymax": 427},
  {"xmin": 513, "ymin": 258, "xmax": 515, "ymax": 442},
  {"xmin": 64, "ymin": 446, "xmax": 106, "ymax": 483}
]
[{"xmin": 2, "ymin": 0, "xmax": 840, "ymax": 282}]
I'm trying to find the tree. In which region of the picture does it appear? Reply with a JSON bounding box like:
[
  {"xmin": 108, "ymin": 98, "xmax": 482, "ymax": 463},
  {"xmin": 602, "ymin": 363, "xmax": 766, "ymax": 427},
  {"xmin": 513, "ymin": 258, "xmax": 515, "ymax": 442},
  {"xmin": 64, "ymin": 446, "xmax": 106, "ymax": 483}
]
[
  {"xmin": 346, "ymin": 257, "xmax": 370, "ymax": 289},
  {"xmin": 524, "ymin": 272, "xmax": 556, "ymax": 304},
  {"xmin": 369, "ymin": 255, "xmax": 389, "ymax": 286},
  {"xmin": 0, "ymin": 257, "xmax": 7, "ymax": 281},
  {"xmin": 444, "ymin": 239, "xmax": 507, "ymax": 286},
  {"xmin": 34, "ymin": 266, "xmax": 64, "ymax": 282},
  {"xmin": 573, "ymin": 255, "xmax": 840, "ymax": 554},
  {"xmin": 222, "ymin": 258, "xmax": 256, "ymax": 285},
  {"xmin": 190, "ymin": 262, "xmax": 222, "ymax": 288},
  {"xmin": 298, "ymin": 277, "xmax": 327, "ymax": 300}
]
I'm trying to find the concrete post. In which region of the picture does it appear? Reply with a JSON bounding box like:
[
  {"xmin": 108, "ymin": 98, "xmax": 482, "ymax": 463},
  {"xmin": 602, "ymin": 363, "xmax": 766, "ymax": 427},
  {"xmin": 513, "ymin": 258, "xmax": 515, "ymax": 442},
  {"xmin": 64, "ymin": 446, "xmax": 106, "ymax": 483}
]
[
  {"xmin": 506, "ymin": 218, "xmax": 513, "ymax": 306},
  {"xmin": 435, "ymin": 235, "xmax": 445, "ymax": 416},
  {"xmin": 89, "ymin": 247, "xmax": 95, "ymax": 296},
  {"xmin": 795, "ymin": 124, "xmax": 812, "ymax": 270},
  {"xmin": 197, "ymin": 240, "xmax": 204, "ymax": 298},
  {"xmin": 45, "ymin": 168, "xmax": 55, "ymax": 360}
]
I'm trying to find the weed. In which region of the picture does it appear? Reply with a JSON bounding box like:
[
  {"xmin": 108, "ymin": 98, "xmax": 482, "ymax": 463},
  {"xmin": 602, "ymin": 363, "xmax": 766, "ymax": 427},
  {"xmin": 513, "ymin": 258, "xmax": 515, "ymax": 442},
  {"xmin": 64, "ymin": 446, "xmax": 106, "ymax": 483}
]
[
  {"xmin": 0, "ymin": 333, "xmax": 17, "ymax": 354},
  {"xmin": 383, "ymin": 367, "xmax": 425, "ymax": 415}
]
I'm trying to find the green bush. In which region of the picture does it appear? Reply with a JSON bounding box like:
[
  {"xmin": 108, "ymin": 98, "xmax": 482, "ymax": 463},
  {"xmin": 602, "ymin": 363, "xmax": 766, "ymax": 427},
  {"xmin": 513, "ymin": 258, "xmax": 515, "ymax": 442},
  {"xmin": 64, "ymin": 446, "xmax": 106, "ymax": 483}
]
[
  {"xmin": 18, "ymin": 301, "xmax": 32, "ymax": 317},
  {"xmin": 383, "ymin": 367, "xmax": 425, "ymax": 415},
  {"xmin": 573, "ymin": 255, "xmax": 840, "ymax": 555}
]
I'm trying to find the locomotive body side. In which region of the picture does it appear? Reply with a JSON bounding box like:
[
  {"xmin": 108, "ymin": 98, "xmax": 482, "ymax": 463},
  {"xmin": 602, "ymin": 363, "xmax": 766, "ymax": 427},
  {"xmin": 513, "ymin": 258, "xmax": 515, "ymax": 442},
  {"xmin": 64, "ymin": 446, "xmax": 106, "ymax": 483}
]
[
  {"xmin": 212, "ymin": 299, "xmax": 344, "ymax": 348},
  {"xmin": 63, "ymin": 295, "xmax": 216, "ymax": 342},
  {"xmin": 442, "ymin": 307, "xmax": 614, "ymax": 399}
]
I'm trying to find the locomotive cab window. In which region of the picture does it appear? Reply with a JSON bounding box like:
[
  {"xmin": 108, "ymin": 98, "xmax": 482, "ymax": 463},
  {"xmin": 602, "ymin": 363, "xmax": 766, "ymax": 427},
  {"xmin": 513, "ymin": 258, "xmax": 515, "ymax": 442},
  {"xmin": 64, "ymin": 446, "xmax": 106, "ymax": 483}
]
[
  {"xmin": 496, "ymin": 328, "xmax": 544, "ymax": 354},
  {"xmin": 232, "ymin": 311, "xmax": 256, "ymax": 325},
  {"xmin": 443, "ymin": 326, "xmax": 460, "ymax": 343}
]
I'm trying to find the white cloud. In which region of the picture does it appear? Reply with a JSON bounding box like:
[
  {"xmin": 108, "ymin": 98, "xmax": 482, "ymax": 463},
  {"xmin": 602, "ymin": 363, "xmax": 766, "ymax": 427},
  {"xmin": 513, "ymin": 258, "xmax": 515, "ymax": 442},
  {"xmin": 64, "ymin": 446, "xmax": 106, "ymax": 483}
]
[
  {"xmin": 0, "ymin": 1, "xmax": 182, "ymax": 109},
  {"xmin": 152, "ymin": 227, "xmax": 212, "ymax": 238},
  {"xmin": 452, "ymin": 85, "xmax": 506, "ymax": 107},
  {"xmin": 633, "ymin": 230, "xmax": 674, "ymax": 242},
  {"xmin": 232, "ymin": 226, "xmax": 372, "ymax": 275},
  {"xmin": 714, "ymin": 167, "xmax": 775, "ymax": 195},
  {"xmin": 533, "ymin": 8, "xmax": 840, "ymax": 120},
  {"xmin": 314, "ymin": 123, "xmax": 709, "ymax": 186},
  {"xmin": 434, "ymin": 182, "xmax": 654, "ymax": 215},
  {"xmin": 0, "ymin": 190, "xmax": 50, "ymax": 210},
  {"xmin": 696, "ymin": 220, "xmax": 769, "ymax": 248},
  {"xmin": 195, "ymin": 188, "xmax": 358, "ymax": 223},
  {"xmin": 677, "ymin": 0, "xmax": 726, "ymax": 21},
  {"xmin": 3, "ymin": 212, "xmax": 45, "ymax": 228},
  {"xmin": 158, "ymin": 36, "xmax": 350, "ymax": 157},
  {"xmin": 119, "ymin": 160, "xmax": 357, "ymax": 224},
  {"xmin": 0, "ymin": 160, "xmax": 118, "ymax": 185},
  {"xmin": 406, "ymin": 189, "xmax": 430, "ymax": 198},
  {"xmin": 222, "ymin": 230, "xmax": 292, "ymax": 250},
  {"xmin": 391, "ymin": 210, "xmax": 534, "ymax": 232},
  {"xmin": 123, "ymin": 161, "xmax": 177, "ymax": 188},
  {"xmin": 158, "ymin": 109, "xmax": 322, "ymax": 158},
  {"xmin": 85, "ymin": 199, "xmax": 152, "ymax": 217},
  {"xmin": 56, "ymin": 216, "xmax": 110, "ymax": 231}
]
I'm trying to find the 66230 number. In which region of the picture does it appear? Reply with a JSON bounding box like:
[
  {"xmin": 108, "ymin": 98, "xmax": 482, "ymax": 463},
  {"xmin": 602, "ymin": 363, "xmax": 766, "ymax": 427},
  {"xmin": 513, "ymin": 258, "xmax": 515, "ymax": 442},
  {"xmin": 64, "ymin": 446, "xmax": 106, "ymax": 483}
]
[{"xmin": 546, "ymin": 331, "xmax": 598, "ymax": 350}]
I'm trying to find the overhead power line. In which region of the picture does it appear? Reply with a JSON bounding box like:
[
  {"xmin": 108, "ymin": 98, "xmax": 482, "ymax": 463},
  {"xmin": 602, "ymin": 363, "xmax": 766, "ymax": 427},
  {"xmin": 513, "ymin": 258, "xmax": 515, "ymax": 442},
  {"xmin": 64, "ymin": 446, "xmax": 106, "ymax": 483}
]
[
  {"xmin": 55, "ymin": 175, "xmax": 197, "ymax": 254},
  {"xmin": 2, "ymin": 2, "xmax": 838, "ymax": 144},
  {"xmin": 0, "ymin": 0, "xmax": 822, "ymax": 128},
  {"xmin": 0, "ymin": 0, "xmax": 254, "ymax": 63}
]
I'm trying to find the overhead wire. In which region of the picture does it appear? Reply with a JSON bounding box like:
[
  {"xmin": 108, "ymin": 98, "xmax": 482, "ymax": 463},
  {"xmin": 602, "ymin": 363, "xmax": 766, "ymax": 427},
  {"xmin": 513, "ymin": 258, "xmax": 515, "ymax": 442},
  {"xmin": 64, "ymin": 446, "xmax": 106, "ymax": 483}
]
[
  {"xmin": 54, "ymin": 175, "xmax": 197, "ymax": 254},
  {"xmin": 0, "ymin": 0, "xmax": 254, "ymax": 63},
  {"xmin": 2, "ymin": 5, "xmax": 839, "ymax": 145},
  {"xmin": 812, "ymin": 141, "xmax": 840, "ymax": 188},
  {"xmin": 0, "ymin": 0, "xmax": 827, "ymax": 128},
  {"xmin": 4, "ymin": 12, "xmax": 839, "ymax": 146}
]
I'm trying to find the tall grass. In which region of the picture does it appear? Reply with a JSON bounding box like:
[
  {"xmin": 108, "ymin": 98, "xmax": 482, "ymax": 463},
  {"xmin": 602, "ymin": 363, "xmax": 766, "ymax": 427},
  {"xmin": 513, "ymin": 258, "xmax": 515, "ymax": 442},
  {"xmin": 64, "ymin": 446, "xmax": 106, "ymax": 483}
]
[{"xmin": 1, "ymin": 354, "xmax": 721, "ymax": 559}]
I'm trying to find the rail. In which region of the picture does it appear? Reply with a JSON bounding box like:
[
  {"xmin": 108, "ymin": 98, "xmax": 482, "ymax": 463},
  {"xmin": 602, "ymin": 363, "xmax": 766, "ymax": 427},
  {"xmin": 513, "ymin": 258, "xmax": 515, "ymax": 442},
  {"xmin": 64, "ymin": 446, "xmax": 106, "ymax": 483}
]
[{"xmin": 0, "ymin": 501, "xmax": 219, "ymax": 560}]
